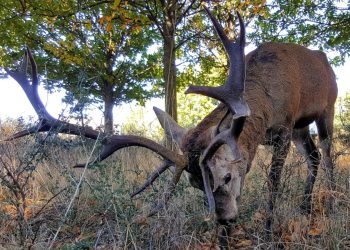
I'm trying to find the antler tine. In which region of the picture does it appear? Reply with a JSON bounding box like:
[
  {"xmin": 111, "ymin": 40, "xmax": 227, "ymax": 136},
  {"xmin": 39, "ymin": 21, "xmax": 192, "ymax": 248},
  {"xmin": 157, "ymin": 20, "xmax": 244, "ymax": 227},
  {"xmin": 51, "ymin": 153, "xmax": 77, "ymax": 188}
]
[
  {"xmin": 130, "ymin": 160, "xmax": 173, "ymax": 198},
  {"xmin": 73, "ymin": 135, "xmax": 187, "ymax": 168},
  {"xmin": 237, "ymin": 11, "xmax": 245, "ymax": 47},
  {"xmin": 204, "ymin": 7, "xmax": 246, "ymax": 92},
  {"xmin": 5, "ymin": 48, "xmax": 53, "ymax": 120},
  {"xmin": 197, "ymin": 116, "xmax": 245, "ymax": 214},
  {"xmin": 200, "ymin": 162, "xmax": 216, "ymax": 214},
  {"xmin": 7, "ymin": 47, "xmax": 189, "ymax": 219},
  {"xmin": 203, "ymin": 6, "xmax": 231, "ymax": 52},
  {"xmin": 186, "ymin": 85, "xmax": 250, "ymax": 119},
  {"xmin": 73, "ymin": 136, "xmax": 187, "ymax": 216},
  {"xmin": 20, "ymin": 48, "xmax": 29, "ymax": 74},
  {"xmin": 26, "ymin": 47, "xmax": 39, "ymax": 86},
  {"xmin": 4, "ymin": 48, "xmax": 100, "ymax": 141},
  {"xmin": 147, "ymin": 164, "xmax": 185, "ymax": 216},
  {"xmin": 186, "ymin": 8, "xmax": 249, "ymax": 118},
  {"xmin": 71, "ymin": 134, "xmax": 188, "ymax": 214}
]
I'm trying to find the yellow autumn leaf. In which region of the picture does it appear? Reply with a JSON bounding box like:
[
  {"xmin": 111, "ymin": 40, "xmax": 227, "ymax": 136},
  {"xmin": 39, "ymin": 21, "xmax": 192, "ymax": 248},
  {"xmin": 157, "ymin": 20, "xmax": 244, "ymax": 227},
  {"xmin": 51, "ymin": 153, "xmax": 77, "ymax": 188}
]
[
  {"xmin": 98, "ymin": 16, "xmax": 105, "ymax": 25},
  {"xmin": 196, "ymin": 243, "xmax": 220, "ymax": 250},
  {"xmin": 106, "ymin": 22, "xmax": 113, "ymax": 32},
  {"xmin": 85, "ymin": 21, "xmax": 92, "ymax": 30},
  {"xmin": 308, "ymin": 227, "xmax": 323, "ymax": 236},
  {"xmin": 235, "ymin": 239, "xmax": 252, "ymax": 248},
  {"xmin": 132, "ymin": 25, "xmax": 142, "ymax": 34}
]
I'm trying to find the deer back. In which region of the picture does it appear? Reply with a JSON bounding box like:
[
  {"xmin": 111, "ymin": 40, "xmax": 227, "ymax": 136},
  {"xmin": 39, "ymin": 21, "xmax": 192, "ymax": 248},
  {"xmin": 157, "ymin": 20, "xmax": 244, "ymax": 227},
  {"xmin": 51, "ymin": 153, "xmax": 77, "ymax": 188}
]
[{"xmin": 244, "ymin": 42, "xmax": 337, "ymax": 130}]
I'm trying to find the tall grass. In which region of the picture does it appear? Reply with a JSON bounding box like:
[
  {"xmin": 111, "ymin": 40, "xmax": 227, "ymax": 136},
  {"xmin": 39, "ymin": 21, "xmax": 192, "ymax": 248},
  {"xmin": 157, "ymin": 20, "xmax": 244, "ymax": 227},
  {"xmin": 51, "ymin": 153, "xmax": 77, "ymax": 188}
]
[{"xmin": 0, "ymin": 119, "xmax": 349, "ymax": 249}]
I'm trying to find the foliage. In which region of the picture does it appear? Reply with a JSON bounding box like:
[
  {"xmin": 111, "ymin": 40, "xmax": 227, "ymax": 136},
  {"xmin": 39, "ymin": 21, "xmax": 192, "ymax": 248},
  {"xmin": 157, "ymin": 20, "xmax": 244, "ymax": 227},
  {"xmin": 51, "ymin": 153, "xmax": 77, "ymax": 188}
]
[
  {"xmin": 335, "ymin": 93, "xmax": 350, "ymax": 144},
  {"xmin": 0, "ymin": 0, "xmax": 162, "ymax": 132},
  {"xmin": 250, "ymin": 0, "xmax": 350, "ymax": 65},
  {"xmin": 127, "ymin": 0, "xmax": 267, "ymax": 122},
  {"xmin": 1, "ymin": 0, "xmax": 350, "ymax": 132},
  {"xmin": 120, "ymin": 105, "xmax": 164, "ymax": 140},
  {"xmin": 1, "ymin": 119, "xmax": 350, "ymax": 249},
  {"xmin": 175, "ymin": 0, "xmax": 268, "ymax": 126},
  {"xmin": 177, "ymin": 63, "xmax": 221, "ymax": 127}
]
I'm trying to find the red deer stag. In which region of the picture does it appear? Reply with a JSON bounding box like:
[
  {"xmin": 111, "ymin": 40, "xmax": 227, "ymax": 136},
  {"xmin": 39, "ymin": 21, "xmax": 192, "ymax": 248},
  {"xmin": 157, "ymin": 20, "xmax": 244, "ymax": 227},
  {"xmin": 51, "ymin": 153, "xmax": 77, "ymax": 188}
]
[{"xmin": 5, "ymin": 7, "xmax": 337, "ymax": 249}]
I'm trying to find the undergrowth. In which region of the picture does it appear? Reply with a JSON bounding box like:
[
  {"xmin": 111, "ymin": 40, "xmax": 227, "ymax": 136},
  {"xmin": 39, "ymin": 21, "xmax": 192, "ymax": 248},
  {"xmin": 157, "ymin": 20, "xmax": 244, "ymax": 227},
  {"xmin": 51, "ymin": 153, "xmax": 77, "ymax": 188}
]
[{"xmin": 0, "ymin": 120, "xmax": 349, "ymax": 249}]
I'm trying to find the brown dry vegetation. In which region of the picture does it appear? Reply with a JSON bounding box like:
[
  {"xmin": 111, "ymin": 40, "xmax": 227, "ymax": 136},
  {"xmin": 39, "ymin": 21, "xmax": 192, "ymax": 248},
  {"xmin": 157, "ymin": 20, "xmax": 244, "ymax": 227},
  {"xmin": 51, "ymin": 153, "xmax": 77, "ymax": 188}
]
[{"xmin": 0, "ymin": 120, "xmax": 349, "ymax": 249}]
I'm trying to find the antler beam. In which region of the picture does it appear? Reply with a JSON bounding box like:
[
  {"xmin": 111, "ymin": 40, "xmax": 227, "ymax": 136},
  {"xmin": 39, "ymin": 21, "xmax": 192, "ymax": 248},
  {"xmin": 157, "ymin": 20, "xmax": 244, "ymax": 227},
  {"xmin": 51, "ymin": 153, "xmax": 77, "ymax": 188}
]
[
  {"xmin": 5, "ymin": 48, "xmax": 100, "ymax": 141},
  {"xmin": 186, "ymin": 7, "xmax": 249, "ymax": 118},
  {"xmin": 185, "ymin": 7, "xmax": 250, "ymax": 214}
]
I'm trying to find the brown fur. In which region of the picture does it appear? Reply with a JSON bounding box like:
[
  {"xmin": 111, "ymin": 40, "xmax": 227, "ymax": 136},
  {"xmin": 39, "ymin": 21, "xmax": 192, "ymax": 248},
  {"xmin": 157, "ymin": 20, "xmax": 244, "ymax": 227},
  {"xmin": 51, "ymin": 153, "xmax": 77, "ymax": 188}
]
[
  {"xmin": 183, "ymin": 42, "xmax": 337, "ymax": 167},
  {"xmin": 181, "ymin": 43, "xmax": 337, "ymax": 234},
  {"xmin": 241, "ymin": 42, "xmax": 337, "ymax": 157}
]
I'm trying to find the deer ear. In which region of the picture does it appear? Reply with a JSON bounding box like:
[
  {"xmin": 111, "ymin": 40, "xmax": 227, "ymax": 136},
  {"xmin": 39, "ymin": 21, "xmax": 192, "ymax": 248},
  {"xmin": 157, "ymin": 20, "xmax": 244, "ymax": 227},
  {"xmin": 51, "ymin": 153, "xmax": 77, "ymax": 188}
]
[{"xmin": 153, "ymin": 107, "xmax": 187, "ymax": 146}]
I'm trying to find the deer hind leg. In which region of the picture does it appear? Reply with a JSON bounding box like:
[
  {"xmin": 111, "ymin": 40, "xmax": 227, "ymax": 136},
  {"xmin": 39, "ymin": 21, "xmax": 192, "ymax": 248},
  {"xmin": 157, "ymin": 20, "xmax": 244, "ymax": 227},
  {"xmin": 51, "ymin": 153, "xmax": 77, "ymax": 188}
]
[
  {"xmin": 316, "ymin": 109, "xmax": 335, "ymax": 212},
  {"xmin": 293, "ymin": 127, "xmax": 321, "ymax": 214},
  {"xmin": 265, "ymin": 128, "xmax": 291, "ymax": 234}
]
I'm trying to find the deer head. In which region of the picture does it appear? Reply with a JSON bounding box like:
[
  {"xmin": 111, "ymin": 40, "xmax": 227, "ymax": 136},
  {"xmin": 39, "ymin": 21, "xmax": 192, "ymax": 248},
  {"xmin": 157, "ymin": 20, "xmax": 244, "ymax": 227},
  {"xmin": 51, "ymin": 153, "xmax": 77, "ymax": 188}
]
[{"xmin": 184, "ymin": 7, "xmax": 250, "ymax": 223}]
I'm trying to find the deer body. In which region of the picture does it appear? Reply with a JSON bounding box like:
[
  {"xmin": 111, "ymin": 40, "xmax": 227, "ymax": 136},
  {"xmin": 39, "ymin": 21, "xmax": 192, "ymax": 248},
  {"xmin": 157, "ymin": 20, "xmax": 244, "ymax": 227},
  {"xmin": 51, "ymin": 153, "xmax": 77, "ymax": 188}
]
[
  {"xmin": 243, "ymin": 42, "xmax": 337, "ymax": 159},
  {"xmin": 181, "ymin": 42, "xmax": 337, "ymax": 239}
]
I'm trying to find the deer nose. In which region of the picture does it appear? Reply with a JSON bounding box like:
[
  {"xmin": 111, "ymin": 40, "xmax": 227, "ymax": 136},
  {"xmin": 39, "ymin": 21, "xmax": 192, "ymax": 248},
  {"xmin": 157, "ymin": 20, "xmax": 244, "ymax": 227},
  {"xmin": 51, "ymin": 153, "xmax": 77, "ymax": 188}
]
[{"xmin": 224, "ymin": 173, "xmax": 232, "ymax": 184}]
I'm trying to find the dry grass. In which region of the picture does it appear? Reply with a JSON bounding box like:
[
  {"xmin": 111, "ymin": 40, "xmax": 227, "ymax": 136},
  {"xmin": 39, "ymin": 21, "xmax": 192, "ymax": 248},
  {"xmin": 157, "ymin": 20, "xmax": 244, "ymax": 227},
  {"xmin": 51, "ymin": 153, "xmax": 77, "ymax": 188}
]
[{"xmin": 0, "ymin": 122, "xmax": 349, "ymax": 249}]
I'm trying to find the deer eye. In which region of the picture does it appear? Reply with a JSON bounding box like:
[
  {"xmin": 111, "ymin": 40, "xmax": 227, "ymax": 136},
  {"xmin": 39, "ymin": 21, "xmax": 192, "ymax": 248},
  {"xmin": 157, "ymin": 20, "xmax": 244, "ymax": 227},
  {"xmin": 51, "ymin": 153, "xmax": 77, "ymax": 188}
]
[{"xmin": 224, "ymin": 173, "xmax": 232, "ymax": 184}]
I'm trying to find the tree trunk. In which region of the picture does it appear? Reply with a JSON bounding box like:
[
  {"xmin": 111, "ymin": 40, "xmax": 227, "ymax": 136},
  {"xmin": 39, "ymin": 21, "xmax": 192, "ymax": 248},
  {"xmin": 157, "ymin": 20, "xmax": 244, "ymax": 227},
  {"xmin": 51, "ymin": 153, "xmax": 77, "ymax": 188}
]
[
  {"xmin": 103, "ymin": 83, "xmax": 114, "ymax": 134},
  {"xmin": 162, "ymin": 1, "xmax": 178, "ymax": 148},
  {"xmin": 163, "ymin": 1, "xmax": 177, "ymax": 122},
  {"xmin": 163, "ymin": 36, "xmax": 177, "ymax": 122}
]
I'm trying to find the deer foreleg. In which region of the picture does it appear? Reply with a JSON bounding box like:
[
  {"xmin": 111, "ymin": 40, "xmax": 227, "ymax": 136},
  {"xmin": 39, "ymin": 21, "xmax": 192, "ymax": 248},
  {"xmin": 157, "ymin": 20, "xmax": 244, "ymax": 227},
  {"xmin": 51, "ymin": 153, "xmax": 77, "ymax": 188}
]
[
  {"xmin": 265, "ymin": 129, "xmax": 291, "ymax": 235},
  {"xmin": 293, "ymin": 127, "xmax": 321, "ymax": 214}
]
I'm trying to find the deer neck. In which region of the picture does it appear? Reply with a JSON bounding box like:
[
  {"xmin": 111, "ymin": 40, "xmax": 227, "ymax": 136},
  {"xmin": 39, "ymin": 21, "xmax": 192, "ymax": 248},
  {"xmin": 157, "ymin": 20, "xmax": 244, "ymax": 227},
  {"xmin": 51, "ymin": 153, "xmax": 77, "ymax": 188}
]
[{"xmin": 238, "ymin": 106, "xmax": 270, "ymax": 167}]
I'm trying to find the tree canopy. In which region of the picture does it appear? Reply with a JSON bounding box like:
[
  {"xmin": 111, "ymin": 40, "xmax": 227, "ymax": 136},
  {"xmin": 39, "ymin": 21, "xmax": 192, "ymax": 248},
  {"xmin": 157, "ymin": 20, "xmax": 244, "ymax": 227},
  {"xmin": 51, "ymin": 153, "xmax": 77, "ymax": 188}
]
[
  {"xmin": 0, "ymin": 0, "xmax": 162, "ymax": 133},
  {"xmin": 250, "ymin": 0, "xmax": 350, "ymax": 65},
  {"xmin": 0, "ymin": 0, "xmax": 349, "ymax": 132}
]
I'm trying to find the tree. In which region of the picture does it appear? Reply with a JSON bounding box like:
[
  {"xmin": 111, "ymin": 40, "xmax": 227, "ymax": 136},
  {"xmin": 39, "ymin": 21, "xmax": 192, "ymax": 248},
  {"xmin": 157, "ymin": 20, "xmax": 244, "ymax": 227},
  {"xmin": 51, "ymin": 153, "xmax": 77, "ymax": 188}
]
[
  {"xmin": 0, "ymin": 0, "xmax": 161, "ymax": 134},
  {"xmin": 336, "ymin": 93, "xmax": 350, "ymax": 144},
  {"xmin": 129, "ymin": 0, "xmax": 202, "ymax": 123},
  {"xmin": 250, "ymin": 0, "xmax": 350, "ymax": 65},
  {"xmin": 175, "ymin": 0, "xmax": 268, "ymax": 126}
]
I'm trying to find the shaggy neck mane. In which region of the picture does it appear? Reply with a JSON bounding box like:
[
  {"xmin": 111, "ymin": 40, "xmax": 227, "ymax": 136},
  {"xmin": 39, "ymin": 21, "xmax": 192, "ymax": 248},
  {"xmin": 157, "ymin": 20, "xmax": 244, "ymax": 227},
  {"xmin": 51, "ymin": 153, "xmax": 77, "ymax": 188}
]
[
  {"xmin": 238, "ymin": 114, "xmax": 268, "ymax": 163},
  {"xmin": 181, "ymin": 103, "xmax": 227, "ymax": 173}
]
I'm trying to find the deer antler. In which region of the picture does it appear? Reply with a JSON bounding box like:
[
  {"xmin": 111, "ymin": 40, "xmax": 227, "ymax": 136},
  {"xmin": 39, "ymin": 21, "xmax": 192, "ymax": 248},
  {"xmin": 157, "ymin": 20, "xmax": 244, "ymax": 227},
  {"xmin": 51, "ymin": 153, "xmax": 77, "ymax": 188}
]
[
  {"xmin": 5, "ymin": 47, "xmax": 188, "ymax": 215},
  {"xmin": 186, "ymin": 7, "xmax": 250, "ymax": 214},
  {"xmin": 4, "ymin": 48, "xmax": 100, "ymax": 140},
  {"xmin": 186, "ymin": 7, "xmax": 249, "ymax": 118}
]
